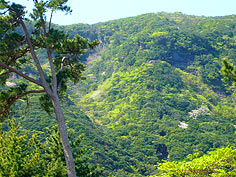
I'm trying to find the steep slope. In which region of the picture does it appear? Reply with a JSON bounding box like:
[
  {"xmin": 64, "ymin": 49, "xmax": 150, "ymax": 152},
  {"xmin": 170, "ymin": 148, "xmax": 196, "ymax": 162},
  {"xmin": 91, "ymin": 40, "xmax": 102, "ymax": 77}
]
[
  {"xmin": 78, "ymin": 61, "xmax": 236, "ymax": 175},
  {"xmin": 67, "ymin": 13, "xmax": 236, "ymax": 176}
]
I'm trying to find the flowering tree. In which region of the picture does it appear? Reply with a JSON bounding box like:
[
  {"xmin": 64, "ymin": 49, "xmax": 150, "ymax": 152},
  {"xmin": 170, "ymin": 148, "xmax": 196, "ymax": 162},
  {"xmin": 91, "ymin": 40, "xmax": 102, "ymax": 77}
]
[{"xmin": 188, "ymin": 106, "xmax": 210, "ymax": 119}]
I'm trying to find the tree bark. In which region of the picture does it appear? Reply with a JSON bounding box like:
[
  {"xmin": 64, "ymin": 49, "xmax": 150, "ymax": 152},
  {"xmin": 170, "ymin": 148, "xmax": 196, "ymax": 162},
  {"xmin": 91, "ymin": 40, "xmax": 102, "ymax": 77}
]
[
  {"xmin": 51, "ymin": 93, "xmax": 77, "ymax": 177},
  {"xmin": 9, "ymin": 5, "xmax": 77, "ymax": 177}
]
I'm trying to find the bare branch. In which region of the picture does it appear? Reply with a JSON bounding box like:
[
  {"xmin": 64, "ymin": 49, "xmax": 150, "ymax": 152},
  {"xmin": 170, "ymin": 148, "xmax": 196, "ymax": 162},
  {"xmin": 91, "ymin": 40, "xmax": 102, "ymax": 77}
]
[
  {"xmin": 0, "ymin": 89, "xmax": 45, "ymax": 116},
  {"xmin": 0, "ymin": 71, "xmax": 12, "ymax": 77},
  {"xmin": 0, "ymin": 62, "xmax": 44, "ymax": 87},
  {"xmin": 0, "ymin": 48, "xmax": 30, "ymax": 65},
  {"xmin": 47, "ymin": 49, "xmax": 58, "ymax": 93},
  {"xmin": 19, "ymin": 21, "xmax": 48, "ymax": 84},
  {"xmin": 0, "ymin": 9, "xmax": 9, "ymax": 15},
  {"xmin": 48, "ymin": 10, "xmax": 54, "ymax": 32},
  {"xmin": 39, "ymin": 11, "xmax": 58, "ymax": 94},
  {"xmin": 11, "ymin": 48, "xmax": 30, "ymax": 61},
  {"xmin": 57, "ymin": 56, "xmax": 67, "ymax": 92}
]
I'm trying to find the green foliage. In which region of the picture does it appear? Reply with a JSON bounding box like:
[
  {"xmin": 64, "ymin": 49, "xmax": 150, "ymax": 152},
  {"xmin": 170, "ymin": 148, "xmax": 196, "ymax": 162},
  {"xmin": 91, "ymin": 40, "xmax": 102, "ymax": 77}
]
[
  {"xmin": 0, "ymin": 118, "xmax": 43, "ymax": 177},
  {"xmin": 0, "ymin": 84, "xmax": 27, "ymax": 120},
  {"xmin": 0, "ymin": 0, "xmax": 99, "ymax": 118},
  {"xmin": 155, "ymin": 147, "xmax": 236, "ymax": 177},
  {"xmin": 44, "ymin": 125, "xmax": 103, "ymax": 177},
  {"xmin": 79, "ymin": 59, "xmax": 236, "ymax": 175},
  {"xmin": 3, "ymin": 11, "xmax": 236, "ymax": 176},
  {"xmin": 0, "ymin": 118, "xmax": 103, "ymax": 177},
  {"xmin": 68, "ymin": 13, "xmax": 236, "ymax": 176},
  {"xmin": 221, "ymin": 58, "xmax": 236, "ymax": 83}
]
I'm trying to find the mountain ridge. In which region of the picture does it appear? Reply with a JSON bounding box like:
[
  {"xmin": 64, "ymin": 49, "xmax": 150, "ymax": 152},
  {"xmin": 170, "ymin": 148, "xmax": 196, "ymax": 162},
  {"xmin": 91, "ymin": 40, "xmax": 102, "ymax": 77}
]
[
  {"xmin": 8, "ymin": 12, "xmax": 236, "ymax": 176},
  {"xmin": 72, "ymin": 12, "xmax": 236, "ymax": 175}
]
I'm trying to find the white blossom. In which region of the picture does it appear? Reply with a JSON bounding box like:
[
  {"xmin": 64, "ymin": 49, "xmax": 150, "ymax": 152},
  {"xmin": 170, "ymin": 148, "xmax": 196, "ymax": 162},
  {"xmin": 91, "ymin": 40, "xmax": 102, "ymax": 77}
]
[
  {"xmin": 178, "ymin": 122, "xmax": 188, "ymax": 129},
  {"xmin": 189, "ymin": 106, "xmax": 210, "ymax": 119},
  {"xmin": 6, "ymin": 81, "xmax": 16, "ymax": 87}
]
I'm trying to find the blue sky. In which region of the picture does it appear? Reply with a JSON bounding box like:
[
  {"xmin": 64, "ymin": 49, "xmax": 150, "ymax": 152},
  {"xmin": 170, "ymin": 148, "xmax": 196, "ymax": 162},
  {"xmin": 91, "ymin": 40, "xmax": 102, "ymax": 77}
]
[{"xmin": 15, "ymin": 0, "xmax": 236, "ymax": 25}]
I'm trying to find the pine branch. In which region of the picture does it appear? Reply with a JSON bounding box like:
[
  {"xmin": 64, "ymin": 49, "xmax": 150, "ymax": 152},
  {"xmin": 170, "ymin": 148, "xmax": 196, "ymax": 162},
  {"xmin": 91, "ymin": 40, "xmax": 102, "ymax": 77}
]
[
  {"xmin": 28, "ymin": 1, "xmax": 58, "ymax": 95},
  {"xmin": 19, "ymin": 20, "xmax": 50, "ymax": 87},
  {"xmin": 0, "ymin": 71, "xmax": 12, "ymax": 77},
  {"xmin": 48, "ymin": 10, "xmax": 54, "ymax": 32},
  {"xmin": 0, "ymin": 89, "xmax": 45, "ymax": 116},
  {"xmin": 14, "ymin": 15, "xmax": 53, "ymax": 96},
  {"xmin": 0, "ymin": 9, "xmax": 9, "ymax": 15},
  {"xmin": 7, "ymin": 6, "xmax": 50, "ymax": 92},
  {"xmin": 0, "ymin": 48, "xmax": 30, "ymax": 65},
  {"xmin": 12, "ymin": 48, "xmax": 30, "ymax": 60},
  {"xmin": 57, "ymin": 56, "xmax": 66, "ymax": 92},
  {"xmin": 0, "ymin": 62, "xmax": 43, "ymax": 87},
  {"xmin": 38, "ymin": 9, "xmax": 58, "ymax": 94}
]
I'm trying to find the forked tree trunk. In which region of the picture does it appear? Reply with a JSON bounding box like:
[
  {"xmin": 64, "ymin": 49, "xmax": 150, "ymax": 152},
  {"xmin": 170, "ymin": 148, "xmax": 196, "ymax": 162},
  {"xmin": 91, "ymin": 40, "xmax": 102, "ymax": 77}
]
[
  {"xmin": 18, "ymin": 14, "xmax": 77, "ymax": 177},
  {"xmin": 51, "ymin": 94, "xmax": 77, "ymax": 177}
]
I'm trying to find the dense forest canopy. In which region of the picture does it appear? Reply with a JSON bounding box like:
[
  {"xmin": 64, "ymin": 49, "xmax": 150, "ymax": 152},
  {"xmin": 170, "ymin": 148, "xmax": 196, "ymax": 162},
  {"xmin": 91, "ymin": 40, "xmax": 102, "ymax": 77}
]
[
  {"xmin": 1, "ymin": 9, "xmax": 236, "ymax": 176},
  {"xmin": 60, "ymin": 12, "xmax": 236, "ymax": 176}
]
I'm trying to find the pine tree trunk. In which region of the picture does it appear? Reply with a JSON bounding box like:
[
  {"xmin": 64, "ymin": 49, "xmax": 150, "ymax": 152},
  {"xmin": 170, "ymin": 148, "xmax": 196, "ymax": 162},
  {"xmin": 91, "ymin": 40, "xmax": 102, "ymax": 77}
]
[
  {"xmin": 51, "ymin": 94, "xmax": 77, "ymax": 177},
  {"xmin": 18, "ymin": 9, "xmax": 77, "ymax": 177}
]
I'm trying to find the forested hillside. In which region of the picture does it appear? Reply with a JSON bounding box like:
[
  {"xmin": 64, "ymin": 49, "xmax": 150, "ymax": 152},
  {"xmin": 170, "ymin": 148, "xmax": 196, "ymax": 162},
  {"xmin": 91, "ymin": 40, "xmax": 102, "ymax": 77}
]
[{"xmin": 5, "ymin": 12, "xmax": 236, "ymax": 176}]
